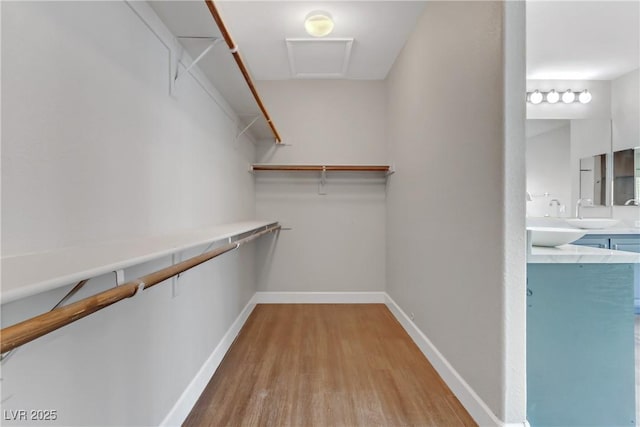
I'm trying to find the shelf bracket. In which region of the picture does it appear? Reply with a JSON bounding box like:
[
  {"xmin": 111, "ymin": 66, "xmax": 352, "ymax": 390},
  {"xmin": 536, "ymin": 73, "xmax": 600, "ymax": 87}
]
[
  {"xmin": 236, "ymin": 115, "xmax": 260, "ymax": 141},
  {"xmin": 318, "ymin": 166, "xmax": 327, "ymax": 195},
  {"xmin": 174, "ymin": 36, "xmax": 221, "ymax": 84},
  {"xmin": 114, "ymin": 269, "xmax": 125, "ymax": 286},
  {"xmin": 171, "ymin": 253, "xmax": 181, "ymax": 298},
  {"xmin": 1, "ymin": 277, "xmax": 92, "ymax": 363}
]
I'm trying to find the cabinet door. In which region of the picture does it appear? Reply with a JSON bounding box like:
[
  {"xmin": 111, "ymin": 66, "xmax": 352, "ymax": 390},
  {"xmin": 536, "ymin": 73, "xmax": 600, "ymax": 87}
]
[
  {"xmin": 610, "ymin": 235, "xmax": 640, "ymax": 313},
  {"xmin": 572, "ymin": 235, "xmax": 609, "ymax": 249},
  {"xmin": 610, "ymin": 235, "xmax": 640, "ymax": 253},
  {"xmin": 527, "ymin": 263, "xmax": 635, "ymax": 426}
]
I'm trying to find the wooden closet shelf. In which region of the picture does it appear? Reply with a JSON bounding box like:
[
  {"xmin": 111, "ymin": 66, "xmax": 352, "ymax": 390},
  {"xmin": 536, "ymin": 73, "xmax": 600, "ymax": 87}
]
[{"xmin": 251, "ymin": 164, "xmax": 393, "ymax": 173}]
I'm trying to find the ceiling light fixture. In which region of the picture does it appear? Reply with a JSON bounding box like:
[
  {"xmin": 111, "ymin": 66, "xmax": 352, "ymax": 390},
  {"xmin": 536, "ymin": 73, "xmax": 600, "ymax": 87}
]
[
  {"xmin": 546, "ymin": 89, "xmax": 560, "ymax": 104},
  {"xmin": 561, "ymin": 89, "xmax": 576, "ymax": 104},
  {"xmin": 578, "ymin": 89, "xmax": 592, "ymax": 104},
  {"xmin": 528, "ymin": 90, "xmax": 543, "ymax": 105},
  {"xmin": 526, "ymin": 89, "xmax": 592, "ymax": 104},
  {"xmin": 304, "ymin": 11, "xmax": 334, "ymax": 37}
]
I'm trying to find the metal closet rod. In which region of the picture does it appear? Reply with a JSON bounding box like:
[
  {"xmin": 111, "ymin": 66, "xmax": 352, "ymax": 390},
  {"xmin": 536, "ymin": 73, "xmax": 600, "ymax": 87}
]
[
  {"xmin": 252, "ymin": 165, "xmax": 392, "ymax": 172},
  {"xmin": 204, "ymin": 0, "xmax": 282, "ymax": 144},
  {"xmin": 0, "ymin": 225, "xmax": 281, "ymax": 354}
]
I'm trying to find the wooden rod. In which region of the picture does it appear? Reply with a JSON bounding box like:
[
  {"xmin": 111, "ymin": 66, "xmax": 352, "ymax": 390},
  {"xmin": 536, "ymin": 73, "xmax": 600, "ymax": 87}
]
[
  {"xmin": 204, "ymin": 0, "xmax": 282, "ymax": 144},
  {"xmin": 140, "ymin": 243, "xmax": 237, "ymax": 291},
  {"xmin": 252, "ymin": 165, "xmax": 391, "ymax": 172},
  {"xmin": 0, "ymin": 225, "xmax": 280, "ymax": 354},
  {"xmin": 0, "ymin": 282, "xmax": 140, "ymax": 354}
]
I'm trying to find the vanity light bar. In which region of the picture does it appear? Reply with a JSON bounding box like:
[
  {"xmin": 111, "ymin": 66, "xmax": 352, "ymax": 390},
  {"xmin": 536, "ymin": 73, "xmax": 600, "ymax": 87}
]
[{"xmin": 527, "ymin": 89, "xmax": 592, "ymax": 105}]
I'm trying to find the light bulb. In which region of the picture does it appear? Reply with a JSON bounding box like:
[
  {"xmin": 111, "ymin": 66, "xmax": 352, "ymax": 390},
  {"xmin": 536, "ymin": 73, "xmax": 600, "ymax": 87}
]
[
  {"xmin": 529, "ymin": 90, "xmax": 543, "ymax": 104},
  {"xmin": 304, "ymin": 11, "xmax": 334, "ymax": 37},
  {"xmin": 562, "ymin": 90, "xmax": 576, "ymax": 104},
  {"xmin": 578, "ymin": 89, "xmax": 592, "ymax": 104},
  {"xmin": 546, "ymin": 89, "xmax": 560, "ymax": 104}
]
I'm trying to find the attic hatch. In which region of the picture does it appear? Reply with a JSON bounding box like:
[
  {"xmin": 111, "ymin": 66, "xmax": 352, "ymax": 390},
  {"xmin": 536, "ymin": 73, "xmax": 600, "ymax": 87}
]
[{"xmin": 286, "ymin": 38, "xmax": 354, "ymax": 79}]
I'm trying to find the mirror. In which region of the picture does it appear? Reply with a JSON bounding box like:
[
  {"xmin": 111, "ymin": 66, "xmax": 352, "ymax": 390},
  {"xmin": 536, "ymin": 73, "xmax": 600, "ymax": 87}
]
[
  {"xmin": 525, "ymin": 119, "xmax": 612, "ymax": 217},
  {"xmin": 613, "ymin": 148, "xmax": 640, "ymax": 205},
  {"xmin": 571, "ymin": 119, "xmax": 612, "ymax": 207},
  {"xmin": 525, "ymin": 120, "xmax": 571, "ymax": 217},
  {"xmin": 580, "ymin": 153, "xmax": 608, "ymax": 205}
]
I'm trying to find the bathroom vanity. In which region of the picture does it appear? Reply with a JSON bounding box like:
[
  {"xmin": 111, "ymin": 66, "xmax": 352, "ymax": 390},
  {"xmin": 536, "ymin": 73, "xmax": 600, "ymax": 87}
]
[
  {"xmin": 573, "ymin": 230, "xmax": 640, "ymax": 311},
  {"xmin": 573, "ymin": 229, "xmax": 640, "ymax": 250},
  {"xmin": 527, "ymin": 244, "xmax": 639, "ymax": 427}
]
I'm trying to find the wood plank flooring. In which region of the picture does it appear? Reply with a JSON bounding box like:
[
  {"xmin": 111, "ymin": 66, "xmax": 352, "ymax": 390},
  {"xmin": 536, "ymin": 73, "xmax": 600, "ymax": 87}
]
[{"xmin": 184, "ymin": 304, "xmax": 477, "ymax": 426}]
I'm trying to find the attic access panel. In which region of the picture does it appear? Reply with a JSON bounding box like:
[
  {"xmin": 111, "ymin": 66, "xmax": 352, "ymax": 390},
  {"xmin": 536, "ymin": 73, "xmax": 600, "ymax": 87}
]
[
  {"xmin": 149, "ymin": 1, "xmax": 279, "ymax": 143},
  {"xmin": 286, "ymin": 38, "xmax": 354, "ymax": 79}
]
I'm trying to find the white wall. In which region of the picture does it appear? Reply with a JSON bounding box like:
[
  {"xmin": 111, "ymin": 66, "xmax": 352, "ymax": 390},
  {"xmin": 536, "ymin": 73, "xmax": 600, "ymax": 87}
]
[
  {"xmin": 1, "ymin": 2, "xmax": 260, "ymax": 425},
  {"xmin": 526, "ymin": 120, "xmax": 571, "ymax": 217},
  {"xmin": 611, "ymin": 68, "xmax": 640, "ymax": 225},
  {"xmin": 253, "ymin": 81, "xmax": 387, "ymax": 292},
  {"xmin": 386, "ymin": 1, "xmax": 526, "ymax": 424},
  {"xmin": 612, "ymin": 68, "xmax": 639, "ymax": 152}
]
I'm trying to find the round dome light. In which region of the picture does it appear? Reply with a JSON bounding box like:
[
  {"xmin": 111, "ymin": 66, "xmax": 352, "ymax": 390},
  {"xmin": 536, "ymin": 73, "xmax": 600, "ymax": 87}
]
[
  {"xmin": 546, "ymin": 89, "xmax": 560, "ymax": 104},
  {"xmin": 304, "ymin": 11, "xmax": 334, "ymax": 37},
  {"xmin": 561, "ymin": 89, "xmax": 576, "ymax": 104},
  {"xmin": 529, "ymin": 90, "xmax": 543, "ymax": 104},
  {"xmin": 578, "ymin": 89, "xmax": 592, "ymax": 104}
]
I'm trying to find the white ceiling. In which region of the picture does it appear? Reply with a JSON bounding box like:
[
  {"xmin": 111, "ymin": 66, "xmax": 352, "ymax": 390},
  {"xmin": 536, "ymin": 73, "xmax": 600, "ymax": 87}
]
[
  {"xmin": 214, "ymin": 1, "xmax": 426, "ymax": 80},
  {"xmin": 527, "ymin": 1, "xmax": 640, "ymax": 80},
  {"xmin": 150, "ymin": 0, "xmax": 640, "ymax": 101}
]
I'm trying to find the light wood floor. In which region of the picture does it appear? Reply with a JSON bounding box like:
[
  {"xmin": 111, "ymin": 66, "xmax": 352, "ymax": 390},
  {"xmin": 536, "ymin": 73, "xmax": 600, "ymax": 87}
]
[{"xmin": 184, "ymin": 304, "xmax": 476, "ymax": 426}]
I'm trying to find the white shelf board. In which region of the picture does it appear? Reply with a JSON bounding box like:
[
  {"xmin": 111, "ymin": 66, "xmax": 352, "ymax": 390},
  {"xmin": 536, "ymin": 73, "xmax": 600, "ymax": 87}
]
[
  {"xmin": 1, "ymin": 220, "xmax": 278, "ymax": 304},
  {"xmin": 148, "ymin": 1, "xmax": 277, "ymax": 143}
]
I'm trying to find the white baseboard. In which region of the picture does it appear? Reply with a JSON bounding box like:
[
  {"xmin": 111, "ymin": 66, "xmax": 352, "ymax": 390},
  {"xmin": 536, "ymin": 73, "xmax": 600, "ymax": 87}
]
[
  {"xmin": 252, "ymin": 291, "xmax": 386, "ymax": 304},
  {"xmin": 384, "ymin": 294, "xmax": 528, "ymax": 427},
  {"xmin": 160, "ymin": 300, "xmax": 257, "ymax": 427}
]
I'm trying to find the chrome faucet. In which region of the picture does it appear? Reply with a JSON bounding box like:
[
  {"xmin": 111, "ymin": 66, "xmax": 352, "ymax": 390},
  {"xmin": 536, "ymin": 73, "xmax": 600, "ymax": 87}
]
[
  {"xmin": 575, "ymin": 198, "xmax": 592, "ymax": 219},
  {"xmin": 624, "ymin": 198, "xmax": 639, "ymax": 206},
  {"xmin": 548, "ymin": 199, "xmax": 561, "ymax": 217}
]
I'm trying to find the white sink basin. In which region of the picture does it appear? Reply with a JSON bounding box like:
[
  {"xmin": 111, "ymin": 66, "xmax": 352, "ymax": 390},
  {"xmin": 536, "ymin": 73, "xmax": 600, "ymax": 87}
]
[
  {"xmin": 527, "ymin": 227, "xmax": 587, "ymax": 247},
  {"xmin": 565, "ymin": 218, "xmax": 619, "ymax": 230}
]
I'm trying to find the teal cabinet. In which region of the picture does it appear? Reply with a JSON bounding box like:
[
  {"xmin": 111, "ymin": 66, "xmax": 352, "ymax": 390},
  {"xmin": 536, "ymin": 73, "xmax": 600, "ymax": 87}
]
[
  {"xmin": 527, "ymin": 263, "xmax": 635, "ymax": 426},
  {"xmin": 610, "ymin": 237, "xmax": 640, "ymax": 311},
  {"xmin": 571, "ymin": 235, "xmax": 609, "ymax": 249},
  {"xmin": 610, "ymin": 235, "xmax": 640, "ymax": 253},
  {"xmin": 573, "ymin": 233, "xmax": 640, "ymax": 251},
  {"xmin": 573, "ymin": 234, "xmax": 640, "ymax": 311}
]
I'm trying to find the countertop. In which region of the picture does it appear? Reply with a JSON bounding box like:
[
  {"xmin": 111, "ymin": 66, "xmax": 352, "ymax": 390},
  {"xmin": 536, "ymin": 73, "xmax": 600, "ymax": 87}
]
[
  {"xmin": 526, "ymin": 217, "xmax": 640, "ymax": 235},
  {"xmin": 528, "ymin": 244, "xmax": 640, "ymax": 264},
  {"xmin": 577, "ymin": 228, "xmax": 640, "ymax": 235}
]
